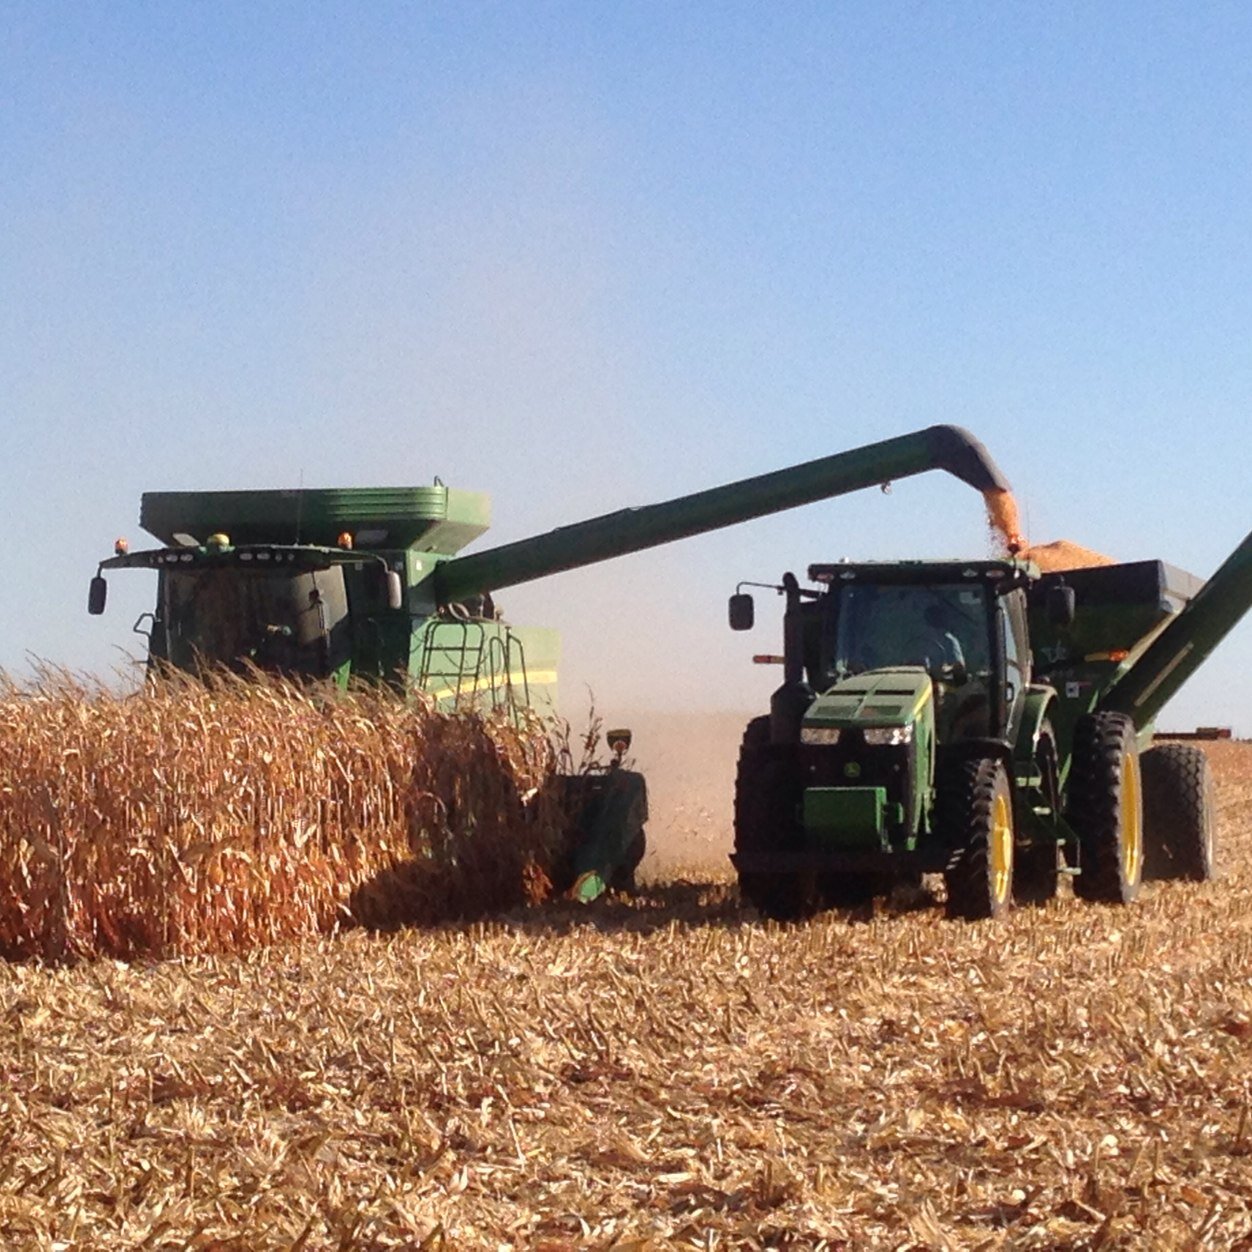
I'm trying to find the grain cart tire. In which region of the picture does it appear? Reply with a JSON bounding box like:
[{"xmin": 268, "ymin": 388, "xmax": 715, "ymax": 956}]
[
  {"xmin": 1014, "ymin": 723, "xmax": 1060, "ymax": 906},
  {"xmin": 943, "ymin": 757, "xmax": 1015, "ymax": 921},
  {"xmin": 1140, "ymin": 742, "xmax": 1216, "ymax": 882},
  {"xmin": 1070, "ymin": 712, "xmax": 1144, "ymax": 904},
  {"xmin": 734, "ymin": 717, "xmax": 817, "ymax": 921}
]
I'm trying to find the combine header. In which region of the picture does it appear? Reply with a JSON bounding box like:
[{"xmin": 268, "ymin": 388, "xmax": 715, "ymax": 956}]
[{"xmin": 88, "ymin": 425, "xmax": 1021, "ymax": 900}]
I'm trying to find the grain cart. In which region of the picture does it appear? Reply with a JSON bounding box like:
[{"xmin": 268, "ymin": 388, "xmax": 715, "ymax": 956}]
[
  {"xmin": 727, "ymin": 530, "xmax": 1252, "ymax": 919},
  {"xmin": 87, "ymin": 425, "xmax": 1019, "ymax": 899}
]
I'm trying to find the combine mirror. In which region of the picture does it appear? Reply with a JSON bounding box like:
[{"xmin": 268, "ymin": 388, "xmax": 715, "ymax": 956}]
[
  {"xmin": 386, "ymin": 569, "xmax": 404, "ymax": 610},
  {"xmin": 88, "ymin": 575, "xmax": 108, "ymax": 616}
]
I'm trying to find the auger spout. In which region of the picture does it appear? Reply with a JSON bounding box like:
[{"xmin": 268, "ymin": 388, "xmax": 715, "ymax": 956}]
[{"xmin": 435, "ymin": 424, "xmax": 1014, "ymax": 604}]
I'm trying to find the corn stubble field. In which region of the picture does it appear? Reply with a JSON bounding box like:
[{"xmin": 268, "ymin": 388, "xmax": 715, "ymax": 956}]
[{"xmin": 2, "ymin": 690, "xmax": 1252, "ymax": 1249}]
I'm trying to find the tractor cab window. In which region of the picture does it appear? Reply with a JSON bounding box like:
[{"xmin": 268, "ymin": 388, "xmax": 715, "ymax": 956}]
[
  {"xmin": 830, "ymin": 583, "xmax": 992, "ymax": 681},
  {"xmin": 161, "ymin": 566, "xmax": 350, "ymax": 679}
]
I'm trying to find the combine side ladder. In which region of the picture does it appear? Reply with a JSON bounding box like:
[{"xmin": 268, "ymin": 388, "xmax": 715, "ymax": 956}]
[{"xmin": 417, "ymin": 619, "xmax": 531, "ymax": 715}]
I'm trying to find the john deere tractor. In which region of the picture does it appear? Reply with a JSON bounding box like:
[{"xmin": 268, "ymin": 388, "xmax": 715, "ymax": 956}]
[{"xmin": 728, "ymin": 532, "xmax": 1252, "ymax": 920}]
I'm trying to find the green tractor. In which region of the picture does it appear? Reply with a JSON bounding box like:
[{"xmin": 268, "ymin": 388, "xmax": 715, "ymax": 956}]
[{"xmin": 728, "ymin": 533, "xmax": 1252, "ymax": 920}]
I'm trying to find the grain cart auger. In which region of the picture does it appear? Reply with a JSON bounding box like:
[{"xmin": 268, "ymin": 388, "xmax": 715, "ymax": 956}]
[
  {"xmin": 87, "ymin": 425, "xmax": 1016, "ymax": 902},
  {"xmin": 727, "ymin": 525, "xmax": 1252, "ymax": 921}
]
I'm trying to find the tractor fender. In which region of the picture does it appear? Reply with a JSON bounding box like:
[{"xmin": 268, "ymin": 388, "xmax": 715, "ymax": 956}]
[
  {"xmin": 1013, "ymin": 686, "xmax": 1059, "ymax": 765},
  {"xmin": 939, "ymin": 736, "xmax": 1014, "ymax": 768}
]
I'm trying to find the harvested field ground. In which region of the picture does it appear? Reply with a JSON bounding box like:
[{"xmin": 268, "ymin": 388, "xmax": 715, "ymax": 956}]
[{"xmin": 2, "ymin": 726, "xmax": 1252, "ymax": 1249}]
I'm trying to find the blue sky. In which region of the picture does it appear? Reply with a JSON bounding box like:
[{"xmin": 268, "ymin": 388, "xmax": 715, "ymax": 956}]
[{"xmin": 3, "ymin": 2, "xmax": 1250, "ymax": 729}]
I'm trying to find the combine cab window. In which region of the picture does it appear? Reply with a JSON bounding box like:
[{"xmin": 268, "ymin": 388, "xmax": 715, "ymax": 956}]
[{"xmin": 161, "ymin": 567, "xmax": 350, "ymax": 679}]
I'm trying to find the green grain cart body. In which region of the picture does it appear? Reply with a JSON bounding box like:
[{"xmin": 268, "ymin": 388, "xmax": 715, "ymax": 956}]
[{"xmin": 1027, "ymin": 560, "xmax": 1206, "ymax": 760}]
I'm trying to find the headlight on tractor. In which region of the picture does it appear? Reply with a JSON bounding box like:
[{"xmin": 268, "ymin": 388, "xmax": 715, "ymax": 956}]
[
  {"xmin": 800, "ymin": 726, "xmax": 842, "ymax": 745},
  {"xmin": 863, "ymin": 726, "xmax": 913, "ymax": 746}
]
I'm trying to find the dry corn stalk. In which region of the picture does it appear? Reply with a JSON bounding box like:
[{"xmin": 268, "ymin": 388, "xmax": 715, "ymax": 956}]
[{"xmin": 0, "ymin": 668, "xmax": 569, "ymax": 963}]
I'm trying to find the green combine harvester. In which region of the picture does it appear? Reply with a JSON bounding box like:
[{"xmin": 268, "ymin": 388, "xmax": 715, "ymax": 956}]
[
  {"xmin": 92, "ymin": 423, "xmax": 1243, "ymax": 915},
  {"xmin": 728, "ymin": 530, "xmax": 1252, "ymax": 919}
]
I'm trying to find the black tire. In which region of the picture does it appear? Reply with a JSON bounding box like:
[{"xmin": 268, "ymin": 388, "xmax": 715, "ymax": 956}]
[
  {"xmin": 942, "ymin": 757, "xmax": 1015, "ymax": 921},
  {"xmin": 1141, "ymin": 743, "xmax": 1216, "ymax": 882},
  {"xmin": 734, "ymin": 717, "xmax": 817, "ymax": 921},
  {"xmin": 1014, "ymin": 722, "xmax": 1060, "ymax": 906},
  {"xmin": 1070, "ymin": 712, "xmax": 1144, "ymax": 904}
]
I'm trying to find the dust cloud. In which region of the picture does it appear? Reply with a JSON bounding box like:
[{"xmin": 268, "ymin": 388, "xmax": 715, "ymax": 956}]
[{"xmin": 614, "ymin": 709, "xmax": 749, "ymax": 880}]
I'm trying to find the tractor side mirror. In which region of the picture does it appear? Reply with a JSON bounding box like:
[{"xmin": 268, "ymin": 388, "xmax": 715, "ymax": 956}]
[
  {"xmin": 729, "ymin": 592, "xmax": 755, "ymax": 631},
  {"xmin": 385, "ymin": 569, "xmax": 404, "ymax": 611},
  {"xmin": 1046, "ymin": 583, "xmax": 1076, "ymax": 627},
  {"xmin": 88, "ymin": 575, "xmax": 108, "ymax": 616}
]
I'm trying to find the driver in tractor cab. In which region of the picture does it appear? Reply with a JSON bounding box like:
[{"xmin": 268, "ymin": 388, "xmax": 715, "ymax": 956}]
[{"xmin": 909, "ymin": 600, "xmax": 967, "ymax": 673}]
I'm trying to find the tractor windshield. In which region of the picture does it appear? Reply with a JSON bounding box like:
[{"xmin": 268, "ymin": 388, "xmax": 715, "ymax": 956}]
[
  {"xmin": 160, "ymin": 566, "xmax": 350, "ymax": 679},
  {"xmin": 830, "ymin": 583, "xmax": 992, "ymax": 681}
]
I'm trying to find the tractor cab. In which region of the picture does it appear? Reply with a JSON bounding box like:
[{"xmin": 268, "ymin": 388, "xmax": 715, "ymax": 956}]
[
  {"xmin": 806, "ymin": 560, "xmax": 1034, "ymax": 745},
  {"xmin": 730, "ymin": 559, "xmax": 1035, "ymax": 748}
]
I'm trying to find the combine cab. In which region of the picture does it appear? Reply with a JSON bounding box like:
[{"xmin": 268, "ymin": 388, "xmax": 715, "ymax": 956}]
[{"xmin": 90, "ymin": 486, "xmax": 558, "ymax": 710}]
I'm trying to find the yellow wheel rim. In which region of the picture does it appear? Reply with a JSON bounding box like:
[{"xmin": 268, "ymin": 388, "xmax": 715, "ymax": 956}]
[
  {"xmin": 990, "ymin": 792, "xmax": 1013, "ymax": 904},
  {"xmin": 1121, "ymin": 753, "xmax": 1143, "ymax": 885}
]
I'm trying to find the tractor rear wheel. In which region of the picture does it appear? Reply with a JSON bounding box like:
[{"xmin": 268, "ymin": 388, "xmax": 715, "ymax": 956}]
[
  {"xmin": 734, "ymin": 717, "xmax": 817, "ymax": 921},
  {"xmin": 1070, "ymin": 712, "xmax": 1144, "ymax": 904},
  {"xmin": 943, "ymin": 757, "xmax": 1015, "ymax": 920},
  {"xmin": 1141, "ymin": 742, "xmax": 1216, "ymax": 882}
]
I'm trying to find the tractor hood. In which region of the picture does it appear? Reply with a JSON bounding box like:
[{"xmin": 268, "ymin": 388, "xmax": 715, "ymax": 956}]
[{"xmin": 803, "ymin": 668, "xmax": 933, "ymax": 732}]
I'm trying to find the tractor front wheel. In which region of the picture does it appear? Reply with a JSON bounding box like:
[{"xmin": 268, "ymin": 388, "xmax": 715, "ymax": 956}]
[
  {"xmin": 943, "ymin": 757, "xmax": 1015, "ymax": 921},
  {"xmin": 1070, "ymin": 712, "xmax": 1144, "ymax": 904},
  {"xmin": 1141, "ymin": 742, "xmax": 1216, "ymax": 882},
  {"xmin": 734, "ymin": 717, "xmax": 817, "ymax": 921}
]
